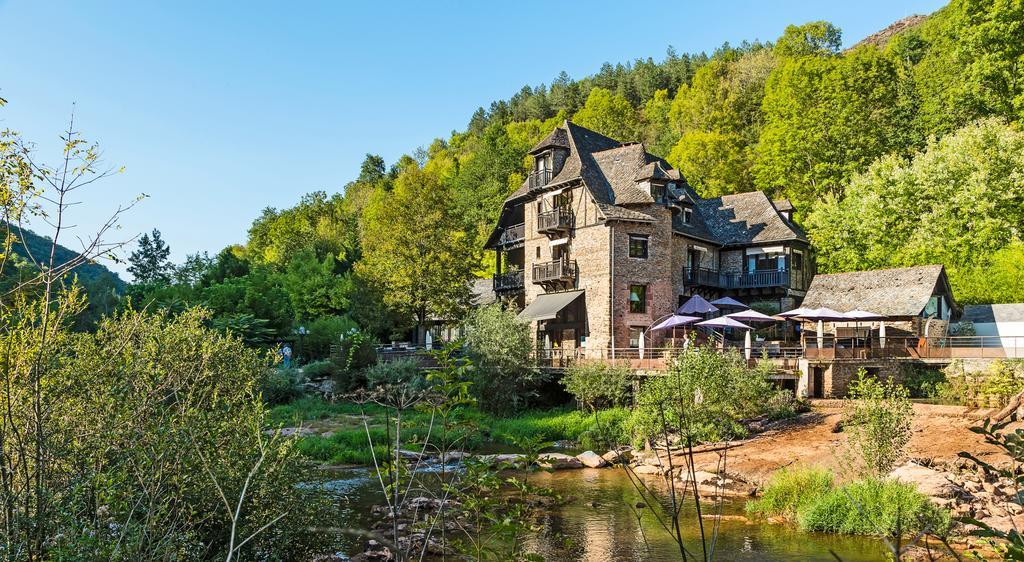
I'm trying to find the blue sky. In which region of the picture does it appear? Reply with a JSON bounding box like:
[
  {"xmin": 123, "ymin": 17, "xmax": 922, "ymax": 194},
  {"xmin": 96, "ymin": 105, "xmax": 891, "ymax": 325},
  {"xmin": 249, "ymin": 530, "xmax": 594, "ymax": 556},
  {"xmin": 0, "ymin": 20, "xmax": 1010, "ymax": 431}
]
[{"xmin": 0, "ymin": 0, "xmax": 946, "ymax": 278}]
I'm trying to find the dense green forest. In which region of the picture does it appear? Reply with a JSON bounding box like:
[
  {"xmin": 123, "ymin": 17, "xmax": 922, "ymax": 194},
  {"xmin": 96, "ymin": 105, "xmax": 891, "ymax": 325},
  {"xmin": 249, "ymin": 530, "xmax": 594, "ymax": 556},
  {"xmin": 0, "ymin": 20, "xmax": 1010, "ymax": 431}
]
[
  {"xmin": 2, "ymin": 225, "xmax": 124, "ymax": 328},
  {"xmin": 133, "ymin": 0, "xmax": 1024, "ymax": 346}
]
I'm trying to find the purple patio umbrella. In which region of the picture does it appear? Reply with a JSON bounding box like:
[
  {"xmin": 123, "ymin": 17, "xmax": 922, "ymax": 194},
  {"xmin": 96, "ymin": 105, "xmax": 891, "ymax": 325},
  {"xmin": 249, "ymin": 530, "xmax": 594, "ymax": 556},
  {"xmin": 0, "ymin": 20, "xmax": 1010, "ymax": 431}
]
[
  {"xmin": 794, "ymin": 308, "xmax": 851, "ymax": 348},
  {"xmin": 678, "ymin": 294, "xmax": 719, "ymax": 315},
  {"xmin": 710, "ymin": 296, "xmax": 748, "ymax": 309},
  {"xmin": 649, "ymin": 314, "xmax": 701, "ymax": 331},
  {"xmin": 726, "ymin": 310, "xmax": 777, "ymax": 323},
  {"xmin": 696, "ymin": 316, "xmax": 752, "ymax": 330},
  {"xmin": 778, "ymin": 306, "xmax": 815, "ymax": 318}
]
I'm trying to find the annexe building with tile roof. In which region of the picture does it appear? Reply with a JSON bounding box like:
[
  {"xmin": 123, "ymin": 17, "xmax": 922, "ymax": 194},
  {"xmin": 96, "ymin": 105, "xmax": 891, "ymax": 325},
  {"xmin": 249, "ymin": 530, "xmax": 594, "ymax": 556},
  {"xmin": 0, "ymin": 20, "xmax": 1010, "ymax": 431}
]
[{"xmin": 484, "ymin": 121, "xmax": 812, "ymax": 356}]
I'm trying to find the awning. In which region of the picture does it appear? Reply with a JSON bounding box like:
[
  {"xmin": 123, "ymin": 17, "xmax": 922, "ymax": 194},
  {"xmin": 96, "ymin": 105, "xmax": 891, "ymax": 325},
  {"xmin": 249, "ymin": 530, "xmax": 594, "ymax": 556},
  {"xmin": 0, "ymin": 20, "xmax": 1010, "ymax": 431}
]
[
  {"xmin": 549, "ymin": 237, "xmax": 568, "ymax": 246},
  {"xmin": 518, "ymin": 290, "xmax": 584, "ymax": 322},
  {"xmin": 746, "ymin": 246, "xmax": 785, "ymax": 255}
]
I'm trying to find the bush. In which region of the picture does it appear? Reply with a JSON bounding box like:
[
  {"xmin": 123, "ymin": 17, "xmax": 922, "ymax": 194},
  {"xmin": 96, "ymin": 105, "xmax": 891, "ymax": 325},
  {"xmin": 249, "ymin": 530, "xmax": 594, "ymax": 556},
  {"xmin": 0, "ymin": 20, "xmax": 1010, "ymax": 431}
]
[
  {"xmin": 749, "ymin": 468, "xmax": 950, "ymax": 538},
  {"xmin": 900, "ymin": 364, "xmax": 946, "ymax": 398},
  {"xmin": 562, "ymin": 361, "xmax": 633, "ymax": 410},
  {"xmin": 465, "ymin": 304, "xmax": 545, "ymax": 414},
  {"xmin": 843, "ymin": 372, "xmax": 913, "ymax": 476},
  {"xmin": 302, "ymin": 315, "xmax": 359, "ymax": 360},
  {"xmin": 302, "ymin": 359, "xmax": 340, "ymax": 380},
  {"xmin": 798, "ymin": 479, "xmax": 950, "ymax": 536},
  {"xmin": 262, "ymin": 367, "xmax": 305, "ymax": 405},
  {"xmin": 364, "ymin": 357, "xmax": 428, "ymax": 390},
  {"xmin": 747, "ymin": 467, "xmax": 834, "ymax": 519},
  {"xmin": 626, "ymin": 347, "xmax": 779, "ymax": 445}
]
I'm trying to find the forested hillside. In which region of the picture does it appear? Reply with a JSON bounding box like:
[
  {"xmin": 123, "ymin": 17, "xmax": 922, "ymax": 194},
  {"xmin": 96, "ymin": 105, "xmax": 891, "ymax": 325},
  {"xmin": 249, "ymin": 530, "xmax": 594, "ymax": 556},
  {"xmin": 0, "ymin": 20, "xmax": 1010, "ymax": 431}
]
[
  {"xmin": 136, "ymin": 0, "xmax": 1024, "ymax": 344},
  {"xmin": 3, "ymin": 225, "xmax": 124, "ymax": 328}
]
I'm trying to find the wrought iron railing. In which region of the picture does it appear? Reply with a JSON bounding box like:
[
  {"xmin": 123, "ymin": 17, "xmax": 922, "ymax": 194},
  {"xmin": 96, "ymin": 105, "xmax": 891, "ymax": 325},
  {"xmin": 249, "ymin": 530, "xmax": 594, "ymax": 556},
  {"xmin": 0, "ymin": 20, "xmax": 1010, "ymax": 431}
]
[
  {"xmin": 496, "ymin": 222, "xmax": 525, "ymax": 247},
  {"xmin": 684, "ymin": 267, "xmax": 791, "ymax": 289},
  {"xmin": 537, "ymin": 207, "xmax": 573, "ymax": 233},
  {"xmin": 529, "ymin": 169, "xmax": 552, "ymax": 189},
  {"xmin": 532, "ymin": 259, "xmax": 576, "ymax": 284},
  {"xmin": 492, "ymin": 269, "xmax": 524, "ymax": 292}
]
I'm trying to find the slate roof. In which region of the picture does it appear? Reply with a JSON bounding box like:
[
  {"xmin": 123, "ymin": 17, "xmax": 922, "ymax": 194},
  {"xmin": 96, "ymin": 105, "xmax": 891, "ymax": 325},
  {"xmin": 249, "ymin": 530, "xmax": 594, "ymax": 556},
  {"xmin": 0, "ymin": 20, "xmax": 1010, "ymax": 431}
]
[
  {"xmin": 695, "ymin": 191, "xmax": 807, "ymax": 246},
  {"xmin": 529, "ymin": 126, "xmax": 570, "ymax": 154},
  {"xmin": 801, "ymin": 265, "xmax": 953, "ymax": 317},
  {"xmin": 470, "ymin": 278, "xmax": 497, "ymax": 307},
  {"xmin": 492, "ymin": 120, "xmax": 804, "ymax": 245},
  {"xmin": 962, "ymin": 304, "xmax": 1024, "ymax": 324}
]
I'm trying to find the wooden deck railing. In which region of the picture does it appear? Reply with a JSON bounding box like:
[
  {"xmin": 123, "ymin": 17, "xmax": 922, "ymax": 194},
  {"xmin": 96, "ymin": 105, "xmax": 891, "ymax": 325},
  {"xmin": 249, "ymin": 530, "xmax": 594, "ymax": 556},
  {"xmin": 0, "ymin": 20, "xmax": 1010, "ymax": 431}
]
[
  {"xmin": 529, "ymin": 169, "xmax": 552, "ymax": 189},
  {"xmin": 495, "ymin": 222, "xmax": 525, "ymax": 247},
  {"xmin": 683, "ymin": 267, "xmax": 790, "ymax": 289},
  {"xmin": 492, "ymin": 269, "xmax": 524, "ymax": 292},
  {"xmin": 532, "ymin": 259, "xmax": 576, "ymax": 284},
  {"xmin": 536, "ymin": 207, "xmax": 573, "ymax": 233}
]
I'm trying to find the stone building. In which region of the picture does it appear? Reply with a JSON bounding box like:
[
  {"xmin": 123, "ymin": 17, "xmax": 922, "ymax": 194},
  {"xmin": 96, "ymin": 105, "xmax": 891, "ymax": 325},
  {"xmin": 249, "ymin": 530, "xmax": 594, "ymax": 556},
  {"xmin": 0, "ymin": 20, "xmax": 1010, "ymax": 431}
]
[
  {"xmin": 484, "ymin": 121, "xmax": 811, "ymax": 356},
  {"xmin": 796, "ymin": 264, "xmax": 961, "ymax": 397}
]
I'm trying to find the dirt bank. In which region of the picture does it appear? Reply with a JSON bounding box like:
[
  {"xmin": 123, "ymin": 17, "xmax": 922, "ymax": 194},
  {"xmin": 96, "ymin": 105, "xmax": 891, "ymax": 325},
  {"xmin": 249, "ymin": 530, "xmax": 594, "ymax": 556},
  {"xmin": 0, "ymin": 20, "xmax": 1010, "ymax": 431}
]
[{"xmin": 681, "ymin": 401, "xmax": 1012, "ymax": 487}]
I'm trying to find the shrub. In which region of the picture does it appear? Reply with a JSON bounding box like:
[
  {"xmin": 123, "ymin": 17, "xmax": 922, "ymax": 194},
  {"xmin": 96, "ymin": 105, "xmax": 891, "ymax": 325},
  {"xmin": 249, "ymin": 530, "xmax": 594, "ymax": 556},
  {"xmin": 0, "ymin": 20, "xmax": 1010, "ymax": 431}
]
[
  {"xmin": 843, "ymin": 372, "xmax": 913, "ymax": 476},
  {"xmin": 464, "ymin": 304, "xmax": 545, "ymax": 414},
  {"xmin": 302, "ymin": 359, "xmax": 340, "ymax": 380},
  {"xmin": 626, "ymin": 347, "xmax": 779, "ymax": 445},
  {"xmin": 747, "ymin": 467, "xmax": 834, "ymax": 519},
  {"xmin": 261, "ymin": 367, "xmax": 305, "ymax": 405},
  {"xmin": 562, "ymin": 361, "xmax": 633, "ymax": 410},
  {"xmin": 364, "ymin": 357, "xmax": 428, "ymax": 390},
  {"xmin": 303, "ymin": 315, "xmax": 359, "ymax": 360},
  {"xmin": 900, "ymin": 364, "xmax": 946, "ymax": 398},
  {"xmin": 798, "ymin": 479, "xmax": 950, "ymax": 536},
  {"xmin": 978, "ymin": 360, "xmax": 1024, "ymax": 403}
]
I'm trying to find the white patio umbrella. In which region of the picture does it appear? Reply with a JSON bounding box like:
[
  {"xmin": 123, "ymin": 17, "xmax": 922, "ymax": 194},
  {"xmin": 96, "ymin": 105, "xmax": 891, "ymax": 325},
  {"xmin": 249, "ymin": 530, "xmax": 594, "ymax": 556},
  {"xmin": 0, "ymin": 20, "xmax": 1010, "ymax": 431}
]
[
  {"xmin": 638, "ymin": 330, "xmax": 645, "ymax": 360},
  {"xmin": 844, "ymin": 309, "xmax": 884, "ymax": 347},
  {"xmin": 744, "ymin": 329, "xmax": 752, "ymax": 360},
  {"xmin": 425, "ymin": 329, "xmax": 433, "ymax": 350},
  {"xmin": 879, "ymin": 321, "xmax": 887, "ymax": 348}
]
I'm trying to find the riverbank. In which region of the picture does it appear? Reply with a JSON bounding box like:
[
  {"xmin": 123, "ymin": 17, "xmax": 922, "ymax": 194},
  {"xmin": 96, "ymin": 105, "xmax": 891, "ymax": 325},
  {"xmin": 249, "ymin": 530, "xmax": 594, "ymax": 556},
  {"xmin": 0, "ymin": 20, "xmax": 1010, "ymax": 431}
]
[{"xmin": 268, "ymin": 397, "xmax": 630, "ymax": 465}]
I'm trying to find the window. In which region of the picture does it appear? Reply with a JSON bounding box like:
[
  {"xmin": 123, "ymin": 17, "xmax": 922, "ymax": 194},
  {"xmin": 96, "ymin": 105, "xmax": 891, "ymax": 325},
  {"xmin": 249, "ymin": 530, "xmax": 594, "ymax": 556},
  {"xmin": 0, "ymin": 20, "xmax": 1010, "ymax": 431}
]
[
  {"xmin": 629, "ymin": 327, "xmax": 644, "ymax": 348},
  {"xmin": 535, "ymin": 153, "xmax": 549, "ymax": 172},
  {"xmin": 682, "ymin": 207, "xmax": 693, "ymax": 224},
  {"xmin": 629, "ymin": 285, "xmax": 647, "ymax": 313},
  {"xmin": 536, "ymin": 246, "xmax": 541, "ymax": 259},
  {"xmin": 628, "ymin": 235, "xmax": 648, "ymax": 259},
  {"xmin": 651, "ymin": 183, "xmax": 666, "ymax": 204},
  {"xmin": 746, "ymin": 252, "xmax": 785, "ymax": 273},
  {"xmin": 553, "ymin": 190, "xmax": 572, "ymax": 208}
]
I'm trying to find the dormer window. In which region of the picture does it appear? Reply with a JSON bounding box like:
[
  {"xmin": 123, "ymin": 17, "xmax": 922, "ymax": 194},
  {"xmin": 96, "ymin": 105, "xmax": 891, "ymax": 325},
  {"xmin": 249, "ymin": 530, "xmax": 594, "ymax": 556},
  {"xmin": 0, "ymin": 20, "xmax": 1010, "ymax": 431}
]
[
  {"xmin": 682, "ymin": 207, "xmax": 693, "ymax": 224},
  {"xmin": 650, "ymin": 182, "xmax": 667, "ymax": 204},
  {"xmin": 535, "ymin": 152, "xmax": 550, "ymax": 173}
]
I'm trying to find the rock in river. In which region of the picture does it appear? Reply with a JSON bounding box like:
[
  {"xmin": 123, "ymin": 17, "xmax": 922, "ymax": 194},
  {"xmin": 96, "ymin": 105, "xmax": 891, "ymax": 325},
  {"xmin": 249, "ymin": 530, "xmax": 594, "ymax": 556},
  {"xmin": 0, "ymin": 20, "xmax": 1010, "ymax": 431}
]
[
  {"xmin": 538, "ymin": 452, "xmax": 584, "ymax": 469},
  {"xmin": 576, "ymin": 450, "xmax": 608, "ymax": 468}
]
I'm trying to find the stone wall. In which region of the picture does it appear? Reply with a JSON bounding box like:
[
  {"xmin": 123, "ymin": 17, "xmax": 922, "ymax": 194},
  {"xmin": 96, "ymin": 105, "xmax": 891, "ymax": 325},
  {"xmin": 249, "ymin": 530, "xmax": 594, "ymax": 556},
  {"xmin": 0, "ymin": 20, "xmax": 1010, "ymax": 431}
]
[
  {"xmin": 801, "ymin": 360, "xmax": 904, "ymax": 398},
  {"xmin": 721, "ymin": 249, "xmax": 743, "ymax": 275},
  {"xmin": 610, "ymin": 204, "xmax": 675, "ymax": 350}
]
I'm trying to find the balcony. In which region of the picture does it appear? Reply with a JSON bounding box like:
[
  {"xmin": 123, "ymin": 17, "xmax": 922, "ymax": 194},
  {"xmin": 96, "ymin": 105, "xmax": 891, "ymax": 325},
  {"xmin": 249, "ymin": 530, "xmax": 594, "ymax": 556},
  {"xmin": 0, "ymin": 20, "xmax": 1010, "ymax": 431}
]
[
  {"xmin": 537, "ymin": 207, "xmax": 573, "ymax": 234},
  {"xmin": 529, "ymin": 169, "xmax": 552, "ymax": 189},
  {"xmin": 495, "ymin": 222, "xmax": 525, "ymax": 249},
  {"xmin": 533, "ymin": 259, "xmax": 576, "ymax": 285},
  {"xmin": 684, "ymin": 267, "xmax": 791, "ymax": 290},
  {"xmin": 493, "ymin": 269, "xmax": 524, "ymax": 293}
]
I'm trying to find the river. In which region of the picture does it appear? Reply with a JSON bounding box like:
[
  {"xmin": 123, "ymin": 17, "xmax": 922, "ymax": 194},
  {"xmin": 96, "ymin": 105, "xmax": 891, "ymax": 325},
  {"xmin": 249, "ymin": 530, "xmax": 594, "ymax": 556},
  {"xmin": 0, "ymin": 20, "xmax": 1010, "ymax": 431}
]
[{"xmin": 318, "ymin": 465, "xmax": 889, "ymax": 561}]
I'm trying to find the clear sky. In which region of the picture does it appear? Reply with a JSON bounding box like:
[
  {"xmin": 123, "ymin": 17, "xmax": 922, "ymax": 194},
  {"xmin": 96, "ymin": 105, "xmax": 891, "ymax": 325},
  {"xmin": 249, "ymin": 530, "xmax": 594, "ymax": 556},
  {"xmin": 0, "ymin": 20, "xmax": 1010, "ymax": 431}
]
[{"xmin": 0, "ymin": 0, "xmax": 947, "ymax": 278}]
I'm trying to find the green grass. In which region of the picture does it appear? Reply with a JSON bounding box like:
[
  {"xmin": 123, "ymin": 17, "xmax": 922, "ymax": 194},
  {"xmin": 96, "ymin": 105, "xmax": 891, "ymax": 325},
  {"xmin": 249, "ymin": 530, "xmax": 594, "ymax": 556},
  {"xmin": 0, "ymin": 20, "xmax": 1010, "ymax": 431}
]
[
  {"xmin": 267, "ymin": 397, "xmax": 631, "ymax": 465},
  {"xmin": 748, "ymin": 467, "xmax": 951, "ymax": 537},
  {"xmin": 747, "ymin": 467, "xmax": 834, "ymax": 519}
]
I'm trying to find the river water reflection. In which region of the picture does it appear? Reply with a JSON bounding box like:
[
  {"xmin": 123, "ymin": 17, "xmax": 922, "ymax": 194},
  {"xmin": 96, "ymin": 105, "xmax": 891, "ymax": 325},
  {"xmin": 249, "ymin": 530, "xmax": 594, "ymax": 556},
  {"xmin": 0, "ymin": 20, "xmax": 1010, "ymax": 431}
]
[{"xmin": 323, "ymin": 466, "xmax": 888, "ymax": 561}]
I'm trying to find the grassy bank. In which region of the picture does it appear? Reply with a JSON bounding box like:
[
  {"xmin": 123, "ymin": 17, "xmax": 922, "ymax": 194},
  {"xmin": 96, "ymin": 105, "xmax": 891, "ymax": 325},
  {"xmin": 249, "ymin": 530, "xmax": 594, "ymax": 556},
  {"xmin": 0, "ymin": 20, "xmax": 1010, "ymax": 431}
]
[
  {"xmin": 747, "ymin": 467, "xmax": 951, "ymax": 536},
  {"xmin": 268, "ymin": 397, "xmax": 629, "ymax": 465}
]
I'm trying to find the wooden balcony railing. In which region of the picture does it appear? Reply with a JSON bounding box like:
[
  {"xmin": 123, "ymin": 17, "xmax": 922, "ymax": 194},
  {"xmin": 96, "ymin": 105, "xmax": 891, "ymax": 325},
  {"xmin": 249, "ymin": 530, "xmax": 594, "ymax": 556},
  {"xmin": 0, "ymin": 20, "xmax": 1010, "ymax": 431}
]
[
  {"xmin": 684, "ymin": 267, "xmax": 791, "ymax": 290},
  {"xmin": 529, "ymin": 169, "xmax": 552, "ymax": 189},
  {"xmin": 493, "ymin": 269, "xmax": 524, "ymax": 292},
  {"xmin": 537, "ymin": 207, "xmax": 573, "ymax": 234},
  {"xmin": 495, "ymin": 222, "xmax": 525, "ymax": 248},
  {"xmin": 532, "ymin": 259, "xmax": 576, "ymax": 284}
]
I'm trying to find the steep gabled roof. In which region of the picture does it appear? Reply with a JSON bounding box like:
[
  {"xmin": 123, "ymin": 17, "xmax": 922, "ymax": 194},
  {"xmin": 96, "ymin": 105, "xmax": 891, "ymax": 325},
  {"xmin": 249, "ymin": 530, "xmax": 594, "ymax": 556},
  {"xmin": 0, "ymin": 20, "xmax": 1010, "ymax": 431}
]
[
  {"xmin": 801, "ymin": 265, "xmax": 954, "ymax": 317},
  {"xmin": 693, "ymin": 191, "xmax": 806, "ymax": 246},
  {"xmin": 492, "ymin": 121, "xmax": 804, "ymax": 245},
  {"xmin": 529, "ymin": 126, "xmax": 570, "ymax": 154}
]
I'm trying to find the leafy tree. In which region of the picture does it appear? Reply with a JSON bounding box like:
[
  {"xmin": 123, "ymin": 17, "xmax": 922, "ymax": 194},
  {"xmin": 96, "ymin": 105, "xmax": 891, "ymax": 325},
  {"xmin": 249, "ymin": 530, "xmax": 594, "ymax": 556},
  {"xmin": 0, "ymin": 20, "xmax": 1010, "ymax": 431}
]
[
  {"xmin": 464, "ymin": 303, "xmax": 541, "ymax": 414},
  {"xmin": 756, "ymin": 46, "xmax": 911, "ymax": 209},
  {"xmin": 357, "ymin": 165, "xmax": 477, "ymax": 339},
  {"xmin": 774, "ymin": 21, "xmax": 842, "ymax": 58},
  {"xmin": 357, "ymin": 153, "xmax": 386, "ymax": 184},
  {"xmin": 806, "ymin": 117, "xmax": 1024, "ymax": 302},
  {"xmin": 127, "ymin": 229, "xmax": 172, "ymax": 284},
  {"xmin": 562, "ymin": 361, "xmax": 633, "ymax": 410},
  {"xmin": 246, "ymin": 191, "xmax": 357, "ymax": 268},
  {"xmin": 572, "ymin": 87, "xmax": 641, "ymax": 141}
]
